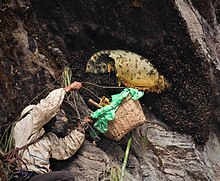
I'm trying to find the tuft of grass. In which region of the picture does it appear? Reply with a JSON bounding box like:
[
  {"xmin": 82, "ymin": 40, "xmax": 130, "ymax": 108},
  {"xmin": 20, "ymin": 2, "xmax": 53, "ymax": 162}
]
[
  {"xmin": 0, "ymin": 123, "xmax": 15, "ymax": 154},
  {"xmin": 110, "ymin": 165, "xmax": 121, "ymax": 181},
  {"xmin": 109, "ymin": 136, "xmax": 132, "ymax": 181},
  {"xmin": 63, "ymin": 66, "xmax": 72, "ymax": 87},
  {"xmin": 62, "ymin": 66, "xmax": 74, "ymax": 102}
]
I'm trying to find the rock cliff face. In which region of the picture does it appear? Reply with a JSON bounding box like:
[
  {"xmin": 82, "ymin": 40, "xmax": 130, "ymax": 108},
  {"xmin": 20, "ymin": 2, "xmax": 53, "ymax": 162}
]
[{"xmin": 1, "ymin": 0, "xmax": 220, "ymax": 180}]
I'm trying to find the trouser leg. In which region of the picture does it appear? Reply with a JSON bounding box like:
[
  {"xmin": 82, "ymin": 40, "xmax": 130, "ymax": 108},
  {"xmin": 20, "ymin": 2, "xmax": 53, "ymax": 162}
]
[{"xmin": 30, "ymin": 171, "xmax": 75, "ymax": 181}]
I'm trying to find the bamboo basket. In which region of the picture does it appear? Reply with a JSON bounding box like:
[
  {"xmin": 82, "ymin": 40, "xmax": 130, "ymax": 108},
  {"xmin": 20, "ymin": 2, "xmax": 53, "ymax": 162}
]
[{"xmin": 104, "ymin": 94, "xmax": 146, "ymax": 141}]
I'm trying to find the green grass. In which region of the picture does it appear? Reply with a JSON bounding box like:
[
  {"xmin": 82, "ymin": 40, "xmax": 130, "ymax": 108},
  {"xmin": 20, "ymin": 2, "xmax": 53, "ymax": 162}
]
[
  {"xmin": 109, "ymin": 136, "xmax": 132, "ymax": 181},
  {"xmin": 0, "ymin": 123, "xmax": 15, "ymax": 154},
  {"xmin": 110, "ymin": 164, "xmax": 121, "ymax": 181}
]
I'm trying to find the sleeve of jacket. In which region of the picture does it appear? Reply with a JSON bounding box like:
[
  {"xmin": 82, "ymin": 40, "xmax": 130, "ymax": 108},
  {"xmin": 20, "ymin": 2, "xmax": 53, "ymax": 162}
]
[
  {"xmin": 48, "ymin": 129, "xmax": 85, "ymax": 160},
  {"xmin": 14, "ymin": 88, "xmax": 66, "ymax": 147},
  {"xmin": 30, "ymin": 88, "xmax": 66, "ymax": 132}
]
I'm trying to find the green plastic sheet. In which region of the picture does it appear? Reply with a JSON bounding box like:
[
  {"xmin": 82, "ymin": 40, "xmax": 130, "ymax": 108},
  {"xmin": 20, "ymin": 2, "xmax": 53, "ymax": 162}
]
[{"xmin": 90, "ymin": 88, "xmax": 144, "ymax": 138}]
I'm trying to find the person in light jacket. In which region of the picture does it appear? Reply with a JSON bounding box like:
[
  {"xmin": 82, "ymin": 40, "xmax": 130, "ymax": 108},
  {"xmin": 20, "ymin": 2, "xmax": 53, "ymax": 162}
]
[{"xmin": 13, "ymin": 81, "xmax": 91, "ymax": 181}]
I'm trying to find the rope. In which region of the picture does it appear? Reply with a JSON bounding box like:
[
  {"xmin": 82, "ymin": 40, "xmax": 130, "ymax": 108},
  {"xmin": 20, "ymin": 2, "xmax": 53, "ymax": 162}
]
[
  {"xmin": 1, "ymin": 81, "xmax": 121, "ymax": 175},
  {"xmin": 81, "ymin": 82, "xmax": 126, "ymax": 89},
  {"xmin": 81, "ymin": 87, "xmax": 101, "ymax": 100},
  {"xmin": 28, "ymin": 79, "xmax": 58, "ymax": 104},
  {"xmin": 2, "ymin": 135, "xmax": 43, "ymax": 177},
  {"xmin": 64, "ymin": 89, "xmax": 101, "ymax": 141},
  {"xmin": 4, "ymin": 147, "xmax": 28, "ymax": 176},
  {"xmin": 72, "ymin": 91, "xmax": 81, "ymax": 120}
]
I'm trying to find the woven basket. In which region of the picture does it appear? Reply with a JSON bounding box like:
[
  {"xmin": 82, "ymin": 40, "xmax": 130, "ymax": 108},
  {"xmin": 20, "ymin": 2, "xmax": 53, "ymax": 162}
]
[{"xmin": 104, "ymin": 94, "xmax": 146, "ymax": 141}]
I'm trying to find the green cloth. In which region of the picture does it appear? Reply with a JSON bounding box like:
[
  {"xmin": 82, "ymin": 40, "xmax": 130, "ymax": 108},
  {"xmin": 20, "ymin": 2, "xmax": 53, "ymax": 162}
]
[{"xmin": 90, "ymin": 88, "xmax": 144, "ymax": 137}]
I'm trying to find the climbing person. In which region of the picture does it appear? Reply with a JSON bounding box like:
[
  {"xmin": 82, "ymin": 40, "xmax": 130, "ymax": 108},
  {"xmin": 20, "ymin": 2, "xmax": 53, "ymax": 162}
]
[{"xmin": 11, "ymin": 81, "xmax": 92, "ymax": 181}]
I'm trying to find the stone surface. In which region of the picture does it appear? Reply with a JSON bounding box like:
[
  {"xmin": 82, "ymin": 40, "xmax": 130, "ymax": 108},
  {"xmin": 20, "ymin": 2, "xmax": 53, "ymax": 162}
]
[
  {"xmin": 51, "ymin": 113, "xmax": 220, "ymax": 180},
  {"xmin": 131, "ymin": 113, "xmax": 220, "ymax": 180}
]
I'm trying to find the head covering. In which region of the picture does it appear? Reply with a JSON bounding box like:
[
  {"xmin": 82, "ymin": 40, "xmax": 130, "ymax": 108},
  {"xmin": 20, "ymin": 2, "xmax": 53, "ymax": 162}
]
[
  {"xmin": 54, "ymin": 109, "xmax": 68, "ymax": 122},
  {"xmin": 43, "ymin": 109, "xmax": 69, "ymax": 137},
  {"xmin": 20, "ymin": 105, "xmax": 35, "ymax": 118}
]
